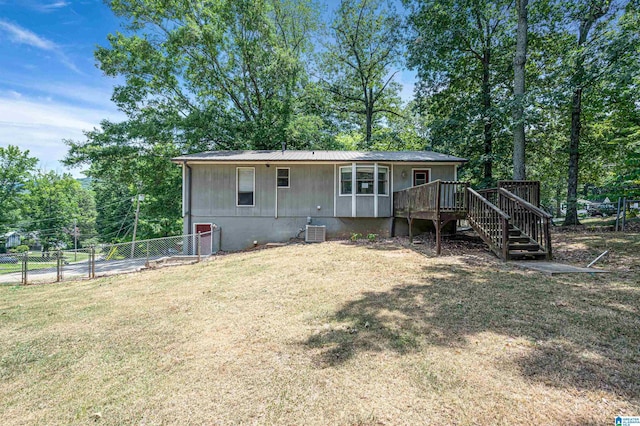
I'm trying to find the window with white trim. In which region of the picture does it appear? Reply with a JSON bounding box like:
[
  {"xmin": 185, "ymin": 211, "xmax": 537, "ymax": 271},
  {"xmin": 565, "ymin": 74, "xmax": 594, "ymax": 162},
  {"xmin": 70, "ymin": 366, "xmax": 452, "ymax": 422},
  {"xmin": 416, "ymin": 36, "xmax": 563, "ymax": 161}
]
[
  {"xmin": 357, "ymin": 167, "xmax": 375, "ymax": 194},
  {"xmin": 277, "ymin": 168, "xmax": 290, "ymax": 188},
  {"xmin": 340, "ymin": 167, "xmax": 352, "ymax": 195},
  {"xmin": 237, "ymin": 167, "xmax": 255, "ymax": 206},
  {"xmin": 340, "ymin": 165, "xmax": 389, "ymax": 195},
  {"xmin": 377, "ymin": 167, "xmax": 388, "ymax": 195}
]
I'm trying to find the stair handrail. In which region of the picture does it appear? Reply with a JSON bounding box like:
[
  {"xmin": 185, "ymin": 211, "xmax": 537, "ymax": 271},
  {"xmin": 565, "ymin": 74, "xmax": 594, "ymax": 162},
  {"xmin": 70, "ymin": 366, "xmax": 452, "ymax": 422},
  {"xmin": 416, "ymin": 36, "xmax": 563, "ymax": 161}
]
[
  {"xmin": 498, "ymin": 188, "xmax": 551, "ymax": 218},
  {"xmin": 467, "ymin": 188, "xmax": 511, "ymax": 260},
  {"xmin": 498, "ymin": 188, "xmax": 552, "ymax": 258}
]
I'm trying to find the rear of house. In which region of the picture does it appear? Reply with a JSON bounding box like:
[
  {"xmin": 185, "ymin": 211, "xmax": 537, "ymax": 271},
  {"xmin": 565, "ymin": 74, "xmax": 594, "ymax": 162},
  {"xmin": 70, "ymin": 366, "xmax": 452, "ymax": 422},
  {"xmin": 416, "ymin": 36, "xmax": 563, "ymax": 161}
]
[{"xmin": 172, "ymin": 150, "xmax": 467, "ymax": 251}]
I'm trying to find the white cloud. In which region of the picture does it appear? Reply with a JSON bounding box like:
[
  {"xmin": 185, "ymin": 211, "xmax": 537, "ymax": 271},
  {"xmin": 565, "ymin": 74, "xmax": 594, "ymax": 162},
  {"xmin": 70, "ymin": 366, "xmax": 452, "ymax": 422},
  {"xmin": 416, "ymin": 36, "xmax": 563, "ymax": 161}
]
[
  {"xmin": 0, "ymin": 20, "xmax": 57, "ymax": 50},
  {"xmin": 36, "ymin": 1, "xmax": 70, "ymax": 12},
  {"xmin": 0, "ymin": 20, "xmax": 80, "ymax": 73},
  {"xmin": 0, "ymin": 95, "xmax": 124, "ymax": 177}
]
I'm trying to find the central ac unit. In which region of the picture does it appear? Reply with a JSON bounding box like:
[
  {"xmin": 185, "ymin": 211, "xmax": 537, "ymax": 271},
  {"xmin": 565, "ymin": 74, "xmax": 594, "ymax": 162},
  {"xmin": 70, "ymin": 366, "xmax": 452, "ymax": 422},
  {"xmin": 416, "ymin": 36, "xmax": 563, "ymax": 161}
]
[{"xmin": 305, "ymin": 225, "xmax": 326, "ymax": 243}]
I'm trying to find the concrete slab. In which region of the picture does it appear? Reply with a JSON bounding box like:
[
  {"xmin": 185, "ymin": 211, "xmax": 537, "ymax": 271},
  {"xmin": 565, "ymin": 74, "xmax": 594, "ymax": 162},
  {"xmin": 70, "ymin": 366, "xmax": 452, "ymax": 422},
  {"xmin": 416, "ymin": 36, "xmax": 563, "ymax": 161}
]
[{"xmin": 513, "ymin": 261, "xmax": 610, "ymax": 275}]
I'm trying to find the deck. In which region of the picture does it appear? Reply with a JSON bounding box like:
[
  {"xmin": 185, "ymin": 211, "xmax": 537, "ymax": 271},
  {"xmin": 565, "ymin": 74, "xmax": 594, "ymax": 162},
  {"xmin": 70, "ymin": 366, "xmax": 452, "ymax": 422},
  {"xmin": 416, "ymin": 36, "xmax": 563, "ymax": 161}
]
[{"xmin": 394, "ymin": 180, "xmax": 552, "ymax": 260}]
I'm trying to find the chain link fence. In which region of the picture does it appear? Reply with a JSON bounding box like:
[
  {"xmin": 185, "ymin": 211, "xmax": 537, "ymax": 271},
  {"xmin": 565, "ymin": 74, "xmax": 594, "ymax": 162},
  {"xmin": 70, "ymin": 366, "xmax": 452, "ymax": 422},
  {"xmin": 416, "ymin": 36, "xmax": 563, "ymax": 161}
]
[{"xmin": 0, "ymin": 230, "xmax": 219, "ymax": 286}]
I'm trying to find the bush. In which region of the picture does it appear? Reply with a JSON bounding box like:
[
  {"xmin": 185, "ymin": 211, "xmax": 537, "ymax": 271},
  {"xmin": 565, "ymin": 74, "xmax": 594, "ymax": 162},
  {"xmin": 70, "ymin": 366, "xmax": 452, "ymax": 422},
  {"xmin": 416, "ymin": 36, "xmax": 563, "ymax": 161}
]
[
  {"xmin": 14, "ymin": 245, "xmax": 29, "ymax": 253},
  {"xmin": 367, "ymin": 233, "xmax": 377, "ymax": 242},
  {"xmin": 350, "ymin": 233, "xmax": 362, "ymax": 242}
]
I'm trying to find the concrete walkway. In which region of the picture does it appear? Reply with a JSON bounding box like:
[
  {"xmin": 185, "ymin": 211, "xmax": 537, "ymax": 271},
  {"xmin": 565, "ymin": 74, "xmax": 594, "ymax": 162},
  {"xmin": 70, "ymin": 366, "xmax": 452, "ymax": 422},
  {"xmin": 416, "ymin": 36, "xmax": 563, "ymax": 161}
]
[{"xmin": 513, "ymin": 261, "xmax": 610, "ymax": 275}]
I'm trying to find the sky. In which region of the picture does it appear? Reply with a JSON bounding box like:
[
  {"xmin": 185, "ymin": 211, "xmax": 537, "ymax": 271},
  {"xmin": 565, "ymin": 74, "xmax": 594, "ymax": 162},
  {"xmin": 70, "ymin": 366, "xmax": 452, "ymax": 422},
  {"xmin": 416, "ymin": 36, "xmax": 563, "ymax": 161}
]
[
  {"xmin": 0, "ymin": 1, "xmax": 415, "ymax": 177},
  {"xmin": 0, "ymin": 0, "xmax": 126, "ymax": 177}
]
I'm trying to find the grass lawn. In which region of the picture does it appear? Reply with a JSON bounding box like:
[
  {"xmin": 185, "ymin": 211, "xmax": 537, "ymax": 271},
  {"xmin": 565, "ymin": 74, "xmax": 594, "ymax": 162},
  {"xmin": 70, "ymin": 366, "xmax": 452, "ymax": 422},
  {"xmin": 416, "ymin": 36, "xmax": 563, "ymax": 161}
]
[{"xmin": 0, "ymin": 233, "xmax": 638, "ymax": 424}]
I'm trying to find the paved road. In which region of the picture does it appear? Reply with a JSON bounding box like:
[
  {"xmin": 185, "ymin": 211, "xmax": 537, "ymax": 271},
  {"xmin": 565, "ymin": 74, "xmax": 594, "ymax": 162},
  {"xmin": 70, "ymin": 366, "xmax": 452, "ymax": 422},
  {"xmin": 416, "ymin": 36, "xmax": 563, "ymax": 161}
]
[{"xmin": 0, "ymin": 257, "xmax": 154, "ymax": 284}]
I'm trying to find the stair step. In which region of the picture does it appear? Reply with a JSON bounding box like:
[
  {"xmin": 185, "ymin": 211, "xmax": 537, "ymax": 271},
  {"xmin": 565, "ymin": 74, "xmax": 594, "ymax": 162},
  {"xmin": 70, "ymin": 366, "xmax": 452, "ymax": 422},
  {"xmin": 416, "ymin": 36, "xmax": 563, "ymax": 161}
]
[
  {"xmin": 508, "ymin": 243, "xmax": 540, "ymax": 251},
  {"xmin": 508, "ymin": 236, "xmax": 530, "ymax": 243},
  {"xmin": 508, "ymin": 229, "xmax": 521, "ymax": 236},
  {"xmin": 508, "ymin": 250, "xmax": 548, "ymax": 259}
]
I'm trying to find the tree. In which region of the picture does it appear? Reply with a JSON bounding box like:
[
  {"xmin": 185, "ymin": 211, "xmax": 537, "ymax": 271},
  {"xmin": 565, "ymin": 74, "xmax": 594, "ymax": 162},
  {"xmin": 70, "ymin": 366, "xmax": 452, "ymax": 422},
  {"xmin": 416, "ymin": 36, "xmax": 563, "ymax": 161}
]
[
  {"xmin": 66, "ymin": 0, "xmax": 325, "ymax": 238},
  {"xmin": 512, "ymin": 0, "xmax": 528, "ymax": 180},
  {"xmin": 560, "ymin": 0, "xmax": 635, "ymax": 225},
  {"xmin": 94, "ymin": 0, "xmax": 321, "ymax": 150},
  {"xmin": 319, "ymin": 0, "xmax": 404, "ymax": 148},
  {"xmin": 21, "ymin": 171, "xmax": 93, "ymax": 252},
  {"xmin": 0, "ymin": 145, "xmax": 38, "ymax": 232},
  {"xmin": 406, "ymin": 0, "xmax": 514, "ymax": 186}
]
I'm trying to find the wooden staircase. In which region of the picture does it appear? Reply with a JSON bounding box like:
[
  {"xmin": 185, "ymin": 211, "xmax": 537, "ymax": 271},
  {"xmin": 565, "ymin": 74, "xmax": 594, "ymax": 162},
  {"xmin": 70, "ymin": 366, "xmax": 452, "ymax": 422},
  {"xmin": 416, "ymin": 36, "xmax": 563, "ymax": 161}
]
[
  {"xmin": 506, "ymin": 225, "xmax": 547, "ymax": 259},
  {"xmin": 394, "ymin": 180, "xmax": 552, "ymax": 261},
  {"xmin": 467, "ymin": 182, "xmax": 552, "ymax": 260}
]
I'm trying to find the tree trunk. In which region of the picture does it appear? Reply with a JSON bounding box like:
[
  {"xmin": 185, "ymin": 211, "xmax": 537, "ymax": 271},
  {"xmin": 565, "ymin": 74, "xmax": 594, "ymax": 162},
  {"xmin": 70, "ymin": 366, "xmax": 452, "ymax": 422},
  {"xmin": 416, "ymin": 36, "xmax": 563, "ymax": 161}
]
[
  {"xmin": 364, "ymin": 87, "xmax": 374, "ymax": 148},
  {"xmin": 482, "ymin": 56, "xmax": 493, "ymax": 185},
  {"xmin": 563, "ymin": 86, "xmax": 582, "ymax": 226},
  {"xmin": 512, "ymin": 0, "xmax": 528, "ymax": 180},
  {"xmin": 555, "ymin": 181, "xmax": 562, "ymax": 218}
]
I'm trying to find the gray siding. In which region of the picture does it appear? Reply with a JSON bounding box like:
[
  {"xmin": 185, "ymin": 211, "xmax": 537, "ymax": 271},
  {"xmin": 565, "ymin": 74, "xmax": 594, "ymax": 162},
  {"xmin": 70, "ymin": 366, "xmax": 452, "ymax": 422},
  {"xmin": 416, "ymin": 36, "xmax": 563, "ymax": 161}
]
[
  {"xmin": 183, "ymin": 161, "xmax": 458, "ymax": 249},
  {"xmin": 392, "ymin": 164, "xmax": 457, "ymax": 192}
]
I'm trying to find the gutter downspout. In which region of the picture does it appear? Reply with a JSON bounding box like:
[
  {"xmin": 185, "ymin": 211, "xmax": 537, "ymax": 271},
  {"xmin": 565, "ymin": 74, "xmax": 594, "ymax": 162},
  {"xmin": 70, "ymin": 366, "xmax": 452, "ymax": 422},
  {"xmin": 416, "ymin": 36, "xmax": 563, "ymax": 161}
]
[{"xmin": 184, "ymin": 161, "xmax": 192, "ymax": 237}]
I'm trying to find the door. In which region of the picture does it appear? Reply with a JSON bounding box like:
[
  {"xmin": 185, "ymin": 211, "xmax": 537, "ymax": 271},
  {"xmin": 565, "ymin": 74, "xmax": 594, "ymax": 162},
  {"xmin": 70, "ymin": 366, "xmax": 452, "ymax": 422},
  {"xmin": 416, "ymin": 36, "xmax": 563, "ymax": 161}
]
[
  {"xmin": 413, "ymin": 170, "xmax": 430, "ymax": 186},
  {"xmin": 195, "ymin": 223, "xmax": 212, "ymax": 256}
]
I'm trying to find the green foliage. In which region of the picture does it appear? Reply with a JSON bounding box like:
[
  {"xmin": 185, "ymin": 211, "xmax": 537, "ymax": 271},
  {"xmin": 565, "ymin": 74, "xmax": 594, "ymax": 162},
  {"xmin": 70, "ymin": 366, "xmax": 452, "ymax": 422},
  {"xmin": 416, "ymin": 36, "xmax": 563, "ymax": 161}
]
[
  {"xmin": 319, "ymin": 0, "xmax": 404, "ymax": 148},
  {"xmin": 21, "ymin": 171, "xmax": 93, "ymax": 252},
  {"xmin": 350, "ymin": 232, "xmax": 362, "ymax": 242},
  {"xmin": 65, "ymin": 0, "xmax": 332, "ymax": 240},
  {"xmin": 406, "ymin": 0, "xmax": 515, "ymax": 186},
  {"xmin": 0, "ymin": 146, "xmax": 38, "ymax": 232},
  {"xmin": 367, "ymin": 233, "xmax": 377, "ymax": 242},
  {"xmin": 14, "ymin": 245, "xmax": 29, "ymax": 253}
]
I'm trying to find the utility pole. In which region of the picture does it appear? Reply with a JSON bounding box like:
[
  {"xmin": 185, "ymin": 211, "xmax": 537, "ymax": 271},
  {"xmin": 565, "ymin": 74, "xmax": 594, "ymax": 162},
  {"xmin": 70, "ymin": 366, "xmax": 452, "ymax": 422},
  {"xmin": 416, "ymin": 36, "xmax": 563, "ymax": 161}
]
[{"xmin": 131, "ymin": 194, "xmax": 144, "ymax": 258}]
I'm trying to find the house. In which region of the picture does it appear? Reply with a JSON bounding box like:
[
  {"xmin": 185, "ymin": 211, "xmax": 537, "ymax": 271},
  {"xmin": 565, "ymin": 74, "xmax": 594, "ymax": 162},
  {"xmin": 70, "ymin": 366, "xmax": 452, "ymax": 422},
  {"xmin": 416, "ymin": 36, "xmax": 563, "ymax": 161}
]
[
  {"xmin": 3, "ymin": 231, "xmax": 21, "ymax": 249},
  {"xmin": 172, "ymin": 150, "xmax": 467, "ymax": 252}
]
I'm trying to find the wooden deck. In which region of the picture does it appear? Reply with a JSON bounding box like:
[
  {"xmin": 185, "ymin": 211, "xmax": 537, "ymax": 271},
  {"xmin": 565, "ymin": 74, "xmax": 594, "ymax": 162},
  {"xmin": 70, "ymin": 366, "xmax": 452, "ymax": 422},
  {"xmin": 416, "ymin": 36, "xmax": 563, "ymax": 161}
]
[
  {"xmin": 394, "ymin": 180, "xmax": 552, "ymax": 260},
  {"xmin": 393, "ymin": 180, "xmax": 469, "ymax": 254}
]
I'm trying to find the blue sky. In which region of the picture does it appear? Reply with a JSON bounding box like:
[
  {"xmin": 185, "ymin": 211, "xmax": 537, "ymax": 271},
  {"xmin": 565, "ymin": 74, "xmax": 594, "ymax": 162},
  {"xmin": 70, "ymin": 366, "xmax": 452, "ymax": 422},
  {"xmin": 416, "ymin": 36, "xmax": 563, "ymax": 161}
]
[
  {"xmin": 0, "ymin": 1, "xmax": 414, "ymax": 177},
  {"xmin": 0, "ymin": 0, "xmax": 125, "ymax": 176}
]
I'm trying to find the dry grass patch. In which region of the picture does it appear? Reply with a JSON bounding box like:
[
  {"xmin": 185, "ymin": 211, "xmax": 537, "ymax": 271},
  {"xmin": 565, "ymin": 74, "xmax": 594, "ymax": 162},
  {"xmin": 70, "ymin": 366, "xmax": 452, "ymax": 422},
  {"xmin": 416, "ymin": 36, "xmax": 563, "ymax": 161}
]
[{"xmin": 1, "ymin": 238, "xmax": 639, "ymax": 425}]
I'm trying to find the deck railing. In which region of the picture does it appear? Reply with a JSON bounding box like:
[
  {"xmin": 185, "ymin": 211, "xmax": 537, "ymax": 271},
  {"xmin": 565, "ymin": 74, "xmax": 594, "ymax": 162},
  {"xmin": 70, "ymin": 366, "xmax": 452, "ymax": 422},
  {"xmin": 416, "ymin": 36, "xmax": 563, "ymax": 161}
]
[
  {"xmin": 394, "ymin": 180, "xmax": 469, "ymax": 216},
  {"xmin": 498, "ymin": 180, "xmax": 540, "ymax": 207},
  {"xmin": 467, "ymin": 188, "xmax": 510, "ymax": 260},
  {"xmin": 498, "ymin": 188, "xmax": 552, "ymax": 258}
]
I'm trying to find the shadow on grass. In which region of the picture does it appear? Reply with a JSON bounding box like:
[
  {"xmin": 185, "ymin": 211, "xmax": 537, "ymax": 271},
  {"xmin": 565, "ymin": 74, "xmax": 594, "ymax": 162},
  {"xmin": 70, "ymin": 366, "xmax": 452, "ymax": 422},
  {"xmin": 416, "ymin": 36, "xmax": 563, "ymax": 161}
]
[{"xmin": 303, "ymin": 262, "xmax": 640, "ymax": 398}]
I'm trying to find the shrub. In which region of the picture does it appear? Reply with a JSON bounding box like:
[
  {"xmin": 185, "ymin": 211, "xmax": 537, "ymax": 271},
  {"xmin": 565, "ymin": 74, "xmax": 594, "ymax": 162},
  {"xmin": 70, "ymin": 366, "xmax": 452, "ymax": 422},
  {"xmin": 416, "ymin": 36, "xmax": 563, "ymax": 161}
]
[
  {"xmin": 367, "ymin": 233, "xmax": 377, "ymax": 242},
  {"xmin": 14, "ymin": 245, "xmax": 29, "ymax": 253},
  {"xmin": 350, "ymin": 233, "xmax": 362, "ymax": 242}
]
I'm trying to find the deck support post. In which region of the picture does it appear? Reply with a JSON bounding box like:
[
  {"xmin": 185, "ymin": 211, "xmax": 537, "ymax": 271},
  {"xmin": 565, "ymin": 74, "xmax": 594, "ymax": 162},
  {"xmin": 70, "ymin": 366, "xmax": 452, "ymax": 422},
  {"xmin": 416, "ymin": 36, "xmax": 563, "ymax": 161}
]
[
  {"xmin": 407, "ymin": 217, "xmax": 413, "ymax": 243},
  {"xmin": 435, "ymin": 217, "xmax": 441, "ymax": 255}
]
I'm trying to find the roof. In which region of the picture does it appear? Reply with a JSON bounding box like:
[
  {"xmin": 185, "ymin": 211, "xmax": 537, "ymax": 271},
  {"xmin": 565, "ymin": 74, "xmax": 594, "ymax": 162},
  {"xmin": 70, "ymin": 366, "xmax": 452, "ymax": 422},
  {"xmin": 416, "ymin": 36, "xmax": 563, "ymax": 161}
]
[{"xmin": 172, "ymin": 150, "xmax": 467, "ymax": 163}]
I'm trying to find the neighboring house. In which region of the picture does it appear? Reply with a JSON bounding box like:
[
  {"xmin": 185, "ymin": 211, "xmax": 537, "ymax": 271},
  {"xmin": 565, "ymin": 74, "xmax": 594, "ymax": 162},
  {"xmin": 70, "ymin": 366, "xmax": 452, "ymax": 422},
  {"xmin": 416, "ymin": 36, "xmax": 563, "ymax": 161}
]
[
  {"xmin": 4, "ymin": 231, "xmax": 21, "ymax": 249},
  {"xmin": 172, "ymin": 150, "xmax": 467, "ymax": 252}
]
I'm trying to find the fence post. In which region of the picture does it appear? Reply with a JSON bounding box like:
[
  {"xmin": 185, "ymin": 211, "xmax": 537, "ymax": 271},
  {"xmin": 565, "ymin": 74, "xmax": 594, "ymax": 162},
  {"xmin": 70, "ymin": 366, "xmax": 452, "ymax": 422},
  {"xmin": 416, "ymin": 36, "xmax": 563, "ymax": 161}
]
[
  {"xmin": 56, "ymin": 250, "xmax": 62, "ymax": 282},
  {"xmin": 622, "ymin": 198, "xmax": 627, "ymax": 232},
  {"xmin": 197, "ymin": 232, "xmax": 201, "ymax": 262},
  {"xmin": 21, "ymin": 253, "xmax": 27, "ymax": 285},
  {"xmin": 91, "ymin": 247, "xmax": 96, "ymax": 279},
  {"xmin": 146, "ymin": 241, "xmax": 150, "ymax": 266}
]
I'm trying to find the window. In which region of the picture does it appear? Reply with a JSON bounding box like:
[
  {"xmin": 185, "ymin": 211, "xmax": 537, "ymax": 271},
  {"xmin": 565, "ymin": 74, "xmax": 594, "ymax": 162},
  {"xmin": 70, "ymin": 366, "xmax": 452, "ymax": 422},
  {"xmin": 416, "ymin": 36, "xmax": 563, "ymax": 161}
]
[
  {"xmin": 340, "ymin": 167, "xmax": 352, "ymax": 195},
  {"xmin": 277, "ymin": 168, "xmax": 290, "ymax": 188},
  {"xmin": 237, "ymin": 167, "xmax": 255, "ymax": 206},
  {"xmin": 357, "ymin": 167, "xmax": 374, "ymax": 194},
  {"xmin": 340, "ymin": 165, "xmax": 389, "ymax": 195},
  {"xmin": 413, "ymin": 169, "xmax": 430, "ymax": 186},
  {"xmin": 378, "ymin": 167, "xmax": 388, "ymax": 195}
]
